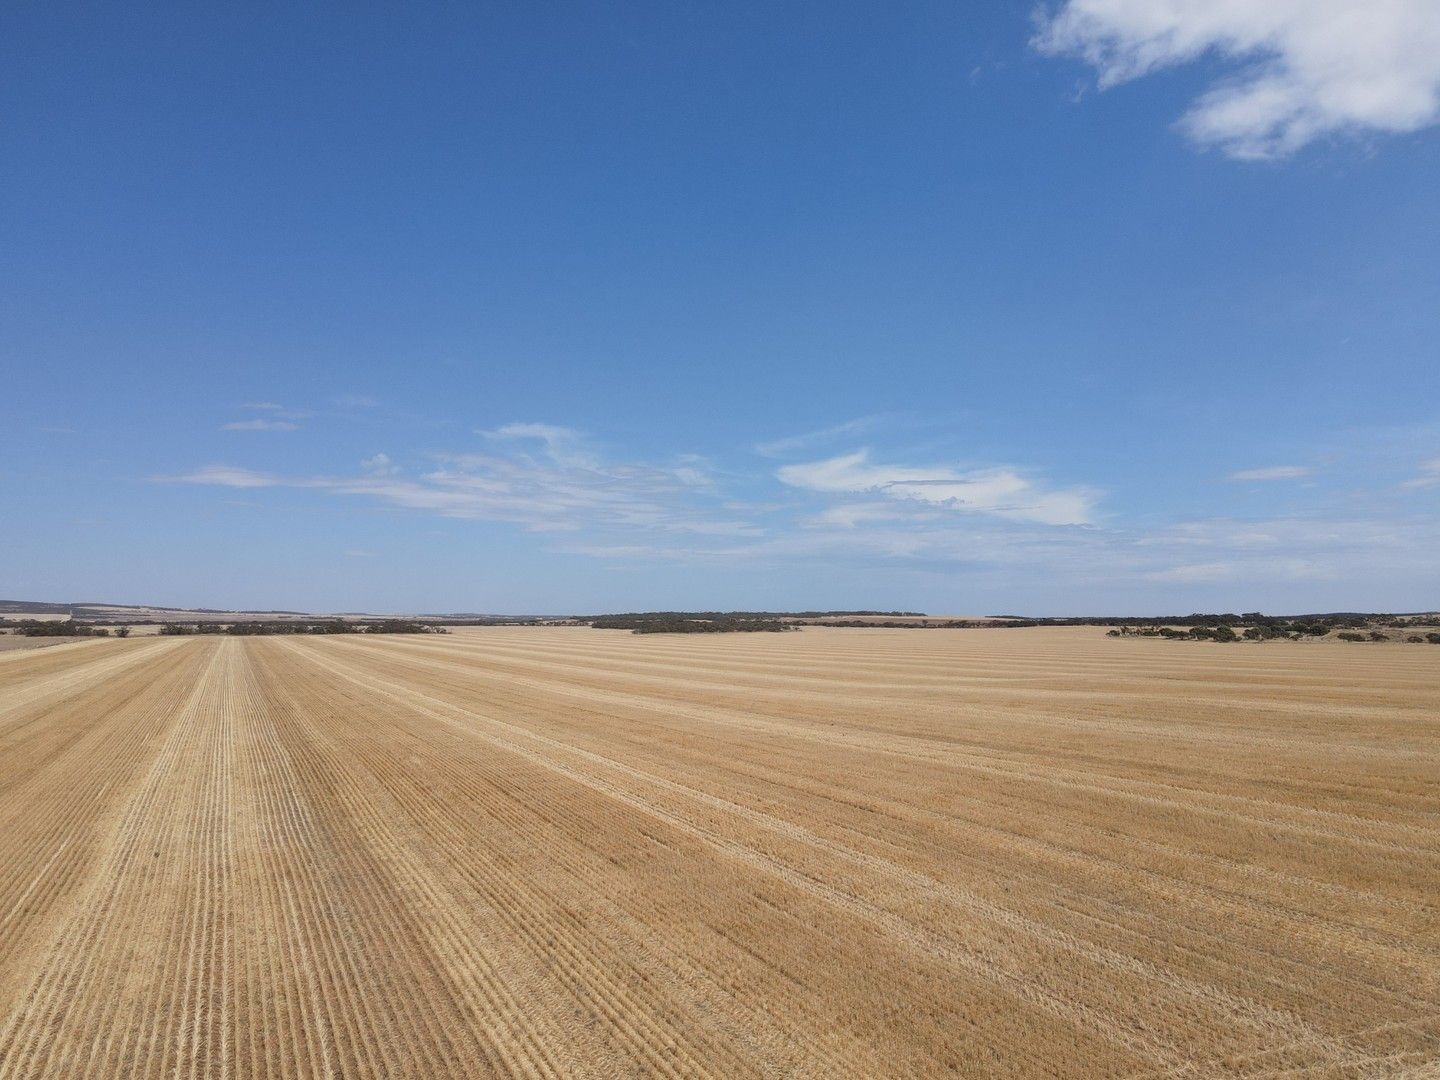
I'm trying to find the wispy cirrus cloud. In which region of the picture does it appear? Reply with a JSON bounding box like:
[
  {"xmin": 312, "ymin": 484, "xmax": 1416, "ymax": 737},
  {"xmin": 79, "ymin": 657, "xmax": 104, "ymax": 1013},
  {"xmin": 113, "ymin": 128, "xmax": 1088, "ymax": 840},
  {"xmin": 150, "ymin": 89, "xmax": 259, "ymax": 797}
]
[
  {"xmin": 753, "ymin": 416, "xmax": 887, "ymax": 458},
  {"xmin": 777, "ymin": 449, "xmax": 1098, "ymax": 526},
  {"xmin": 222, "ymin": 419, "xmax": 299, "ymax": 432},
  {"xmin": 485, "ymin": 422, "xmax": 577, "ymax": 442},
  {"xmin": 1228, "ymin": 465, "xmax": 1312, "ymax": 481},
  {"xmin": 558, "ymin": 509, "xmax": 1440, "ymax": 610},
  {"xmin": 1133, "ymin": 514, "xmax": 1440, "ymax": 592},
  {"xmin": 1034, "ymin": 0, "xmax": 1440, "ymax": 158},
  {"xmin": 1401, "ymin": 457, "xmax": 1440, "ymax": 490},
  {"xmin": 801, "ymin": 502, "xmax": 917, "ymax": 530},
  {"xmin": 224, "ymin": 402, "xmax": 312, "ymax": 430},
  {"xmin": 1142, "ymin": 561, "xmax": 1238, "ymax": 584},
  {"xmin": 240, "ymin": 402, "xmax": 312, "ymax": 420},
  {"xmin": 165, "ymin": 415, "xmax": 1440, "ymax": 608},
  {"xmin": 174, "ymin": 465, "xmax": 281, "ymax": 488},
  {"xmin": 162, "ymin": 426, "xmax": 756, "ymax": 537},
  {"xmin": 480, "ymin": 422, "xmax": 596, "ymax": 468}
]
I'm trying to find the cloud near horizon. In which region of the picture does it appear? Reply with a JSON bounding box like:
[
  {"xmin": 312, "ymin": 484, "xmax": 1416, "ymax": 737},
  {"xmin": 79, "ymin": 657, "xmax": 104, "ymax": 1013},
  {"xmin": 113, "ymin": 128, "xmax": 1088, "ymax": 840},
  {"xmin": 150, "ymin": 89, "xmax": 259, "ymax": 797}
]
[
  {"xmin": 1035, "ymin": 0, "xmax": 1440, "ymax": 158},
  {"xmin": 158, "ymin": 419, "xmax": 1440, "ymax": 608},
  {"xmin": 161, "ymin": 427, "xmax": 753, "ymax": 538},
  {"xmin": 777, "ymin": 450, "xmax": 1098, "ymax": 526}
]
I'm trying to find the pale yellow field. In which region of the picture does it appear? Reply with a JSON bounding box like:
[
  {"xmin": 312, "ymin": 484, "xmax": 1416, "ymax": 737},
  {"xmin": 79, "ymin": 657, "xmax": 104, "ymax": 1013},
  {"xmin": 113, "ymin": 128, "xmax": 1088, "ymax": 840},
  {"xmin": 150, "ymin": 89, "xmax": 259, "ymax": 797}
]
[
  {"xmin": 0, "ymin": 637, "xmax": 75, "ymax": 653},
  {"xmin": 0, "ymin": 627, "xmax": 1435, "ymax": 1078}
]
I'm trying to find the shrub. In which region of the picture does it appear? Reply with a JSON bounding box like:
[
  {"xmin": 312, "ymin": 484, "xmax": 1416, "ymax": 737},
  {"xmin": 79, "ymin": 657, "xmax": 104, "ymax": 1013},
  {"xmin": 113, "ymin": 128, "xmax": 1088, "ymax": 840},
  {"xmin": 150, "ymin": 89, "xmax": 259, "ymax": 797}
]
[
  {"xmin": 589, "ymin": 613, "xmax": 794, "ymax": 634},
  {"xmin": 16, "ymin": 620, "xmax": 106, "ymax": 637},
  {"xmin": 1188, "ymin": 625, "xmax": 1237, "ymax": 642},
  {"xmin": 1336, "ymin": 632, "xmax": 1366, "ymax": 642},
  {"xmin": 1243, "ymin": 625, "xmax": 1285, "ymax": 640},
  {"xmin": 362, "ymin": 620, "xmax": 438, "ymax": 634}
]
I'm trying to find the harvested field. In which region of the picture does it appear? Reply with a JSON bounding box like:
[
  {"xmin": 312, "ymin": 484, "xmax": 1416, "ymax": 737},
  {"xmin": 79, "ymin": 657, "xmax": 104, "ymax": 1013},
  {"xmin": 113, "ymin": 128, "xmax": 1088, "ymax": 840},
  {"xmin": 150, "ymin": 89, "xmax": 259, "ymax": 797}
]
[
  {"xmin": 0, "ymin": 627, "xmax": 1436, "ymax": 1078},
  {"xmin": 0, "ymin": 637, "xmax": 79, "ymax": 653}
]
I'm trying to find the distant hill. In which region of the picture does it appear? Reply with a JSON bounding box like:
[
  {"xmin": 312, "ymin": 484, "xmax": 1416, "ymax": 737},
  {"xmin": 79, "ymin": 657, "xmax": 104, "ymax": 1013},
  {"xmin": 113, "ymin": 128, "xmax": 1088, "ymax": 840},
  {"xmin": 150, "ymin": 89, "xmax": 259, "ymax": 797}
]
[
  {"xmin": 2, "ymin": 599, "xmax": 350, "ymax": 622},
  {"xmin": 0, "ymin": 600, "xmax": 76, "ymax": 615}
]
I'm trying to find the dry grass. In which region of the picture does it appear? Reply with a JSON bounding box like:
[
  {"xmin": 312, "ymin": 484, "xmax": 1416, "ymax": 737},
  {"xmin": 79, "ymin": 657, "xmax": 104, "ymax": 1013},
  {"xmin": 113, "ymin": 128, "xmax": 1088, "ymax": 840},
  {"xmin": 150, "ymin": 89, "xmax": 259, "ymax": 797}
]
[
  {"xmin": 0, "ymin": 637, "xmax": 76, "ymax": 653},
  {"xmin": 0, "ymin": 627, "xmax": 1435, "ymax": 1078}
]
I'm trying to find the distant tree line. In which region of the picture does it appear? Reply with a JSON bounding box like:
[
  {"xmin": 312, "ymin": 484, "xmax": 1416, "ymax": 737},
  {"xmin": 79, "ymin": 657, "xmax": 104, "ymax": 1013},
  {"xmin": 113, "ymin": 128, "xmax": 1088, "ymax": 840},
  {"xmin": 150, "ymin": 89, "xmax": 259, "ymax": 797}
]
[
  {"xmin": 817, "ymin": 619, "xmax": 1038, "ymax": 629},
  {"xmin": 576, "ymin": 608, "xmax": 1440, "ymax": 637},
  {"xmin": 4, "ymin": 619, "xmax": 115, "ymax": 637},
  {"xmin": 582, "ymin": 610, "xmax": 916, "ymax": 621},
  {"xmin": 588, "ymin": 613, "xmax": 795, "ymax": 634},
  {"xmin": 1108, "ymin": 613, "xmax": 1440, "ymax": 644},
  {"xmin": 783, "ymin": 610, "xmax": 924, "ymax": 618}
]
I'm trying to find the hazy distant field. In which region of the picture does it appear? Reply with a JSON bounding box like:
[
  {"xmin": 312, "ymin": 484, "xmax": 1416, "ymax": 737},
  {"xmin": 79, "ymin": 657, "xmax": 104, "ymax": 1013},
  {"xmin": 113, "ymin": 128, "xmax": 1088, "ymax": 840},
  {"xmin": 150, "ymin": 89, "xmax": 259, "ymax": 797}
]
[
  {"xmin": 0, "ymin": 627, "xmax": 1435, "ymax": 1077},
  {"xmin": 0, "ymin": 636, "xmax": 75, "ymax": 653}
]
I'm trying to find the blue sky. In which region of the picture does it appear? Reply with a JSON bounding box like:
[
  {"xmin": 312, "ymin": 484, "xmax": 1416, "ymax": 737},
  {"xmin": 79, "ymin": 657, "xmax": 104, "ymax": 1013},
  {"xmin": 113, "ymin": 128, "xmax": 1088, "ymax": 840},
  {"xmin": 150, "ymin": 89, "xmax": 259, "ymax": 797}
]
[{"xmin": 3, "ymin": 1, "xmax": 1439, "ymax": 615}]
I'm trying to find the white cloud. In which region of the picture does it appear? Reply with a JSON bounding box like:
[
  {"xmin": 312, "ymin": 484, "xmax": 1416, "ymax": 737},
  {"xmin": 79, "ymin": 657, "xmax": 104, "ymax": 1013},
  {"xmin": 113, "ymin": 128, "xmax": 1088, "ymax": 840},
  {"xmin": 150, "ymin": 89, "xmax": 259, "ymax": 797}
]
[
  {"xmin": 1034, "ymin": 0, "xmax": 1440, "ymax": 158},
  {"xmin": 777, "ymin": 449, "xmax": 1097, "ymax": 526},
  {"xmin": 240, "ymin": 402, "xmax": 312, "ymax": 420},
  {"xmin": 1228, "ymin": 465, "xmax": 1312, "ymax": 481},
  {"xmin": 486, "ymin": 422, "xmax": 577, "ymax": 442},
  {"xmin": 167, "ymin": 465, "xmax": 279, "ymax": 488},
  {"xmin": 163, "ymin": 426, "xmax": 755, "ymax": 538},
  {"xmin": 1144, "ymin": 556, "xmax": 1334, "ymax": 584},
  {"xmin": 802, "ymin": 502, "xmax": 916, "ymax": 529},
  {"xmin": 615, "ymin": 510, "xmax": 1438, "ymax": 609},
  {"xmin": 1401, "ymin": 457, "xmax": 1440, "ymax": 489},
  {"xmin": 754, "ymin": 416, "xmax": 885, "ymax": 457},
  {"xmin": 481, "ymin": 422, "xmax": 597, "ymax": 468},
  {"xmin": 1115, "ymin": 511, "xmax": 1440, "ymax": 603},
  {"xmin": 361, "ymin": 453, "xmax": 398, "ymax": 475},
  {"xmin": 222, "ymin": 419, "xmax": 299, "ymax": 432},
  {"xmin": 160, "ymin": 419, "xmax": 1440, "ymax": 610},
  {"xmin": 1143, "ymin": 561, "xmax": 1236, "ymax": 584}
]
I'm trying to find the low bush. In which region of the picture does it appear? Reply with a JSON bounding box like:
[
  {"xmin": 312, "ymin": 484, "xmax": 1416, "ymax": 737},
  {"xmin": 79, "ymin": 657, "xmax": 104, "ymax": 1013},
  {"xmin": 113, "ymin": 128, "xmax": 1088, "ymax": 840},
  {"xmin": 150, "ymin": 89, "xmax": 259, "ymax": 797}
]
[
  {"xmin": 15, "ymin": 620, "xmax": 107, "ymax": 637},
  {"xmin": 1187, "ymin": 625, "xmax": 1237, "ymax": 642},
  {"xmin": 590, "ymin": 613, "xmax": 794, "ymax": 634}
]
